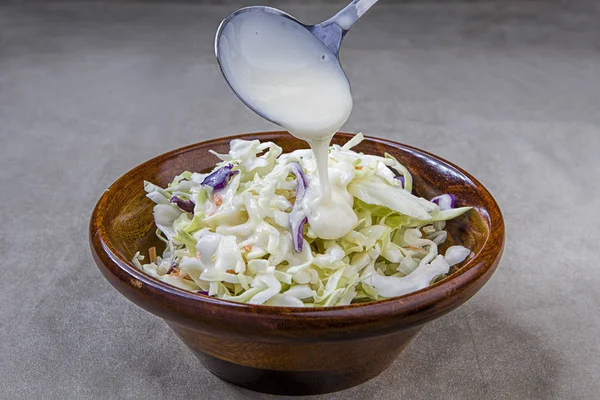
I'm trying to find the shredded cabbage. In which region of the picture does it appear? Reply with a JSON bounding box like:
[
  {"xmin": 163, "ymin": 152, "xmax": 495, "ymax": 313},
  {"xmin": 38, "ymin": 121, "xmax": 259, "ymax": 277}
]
[{"xmin": 133, "ymin": 134, "xmax": 472, "ymax": 307}]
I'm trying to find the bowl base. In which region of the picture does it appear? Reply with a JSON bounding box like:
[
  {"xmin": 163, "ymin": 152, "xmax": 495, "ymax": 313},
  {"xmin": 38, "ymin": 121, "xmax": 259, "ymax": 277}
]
[{"xmin": 192, "ymin": 349, "xmax": 398, "ymax": 396}]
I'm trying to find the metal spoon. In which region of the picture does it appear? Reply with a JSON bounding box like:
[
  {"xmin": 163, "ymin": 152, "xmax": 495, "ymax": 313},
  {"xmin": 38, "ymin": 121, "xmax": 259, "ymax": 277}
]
[{"xmin": 214, "ymin": 0, "xmax": 378, "ymax": 122}]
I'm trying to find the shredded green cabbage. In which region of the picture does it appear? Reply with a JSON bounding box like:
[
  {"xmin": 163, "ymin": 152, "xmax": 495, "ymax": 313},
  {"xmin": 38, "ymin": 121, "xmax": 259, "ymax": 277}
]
[{"xmin": 134, "ymin": 133, "xmax": 472, "ymax": 306}]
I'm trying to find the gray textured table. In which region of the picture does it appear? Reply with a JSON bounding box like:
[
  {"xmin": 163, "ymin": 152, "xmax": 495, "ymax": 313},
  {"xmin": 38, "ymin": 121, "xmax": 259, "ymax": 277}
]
[{"xmin": 2, "ymin": 1, "xmax": 599, "ymax": 399}]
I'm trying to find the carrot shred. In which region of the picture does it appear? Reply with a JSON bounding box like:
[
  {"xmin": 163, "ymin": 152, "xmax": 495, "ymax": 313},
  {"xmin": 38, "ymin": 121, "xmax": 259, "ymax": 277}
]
[
  {"xmin": 148, "ymin": 247, "xmax": 157, "ymax": 264},
  {"xmin": 213, "ymin": 193, "xmax": 223, "ymax": 207},
  {"xmin": 404, "ymin": 246, "xmax": 422, "ymax": 251}
]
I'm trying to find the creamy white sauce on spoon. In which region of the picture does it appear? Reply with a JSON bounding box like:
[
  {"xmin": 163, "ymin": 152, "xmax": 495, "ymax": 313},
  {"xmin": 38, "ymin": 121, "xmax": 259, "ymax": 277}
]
[{"xmin": 218, "ymin": 11, "xmax": 357, "ymax": 239}]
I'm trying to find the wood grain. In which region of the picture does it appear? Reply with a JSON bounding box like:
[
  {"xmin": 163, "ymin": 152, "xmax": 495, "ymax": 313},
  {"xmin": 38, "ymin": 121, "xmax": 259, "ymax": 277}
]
[{"xmin": 89, "ymin": 131, "xmax": 505, "ymax": 395}]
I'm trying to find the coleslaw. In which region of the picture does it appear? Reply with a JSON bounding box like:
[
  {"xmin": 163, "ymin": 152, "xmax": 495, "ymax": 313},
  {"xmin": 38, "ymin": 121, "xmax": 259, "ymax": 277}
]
[{"xmin": 133, "ymin": 133, "xmax": 472, "ymax": 307}]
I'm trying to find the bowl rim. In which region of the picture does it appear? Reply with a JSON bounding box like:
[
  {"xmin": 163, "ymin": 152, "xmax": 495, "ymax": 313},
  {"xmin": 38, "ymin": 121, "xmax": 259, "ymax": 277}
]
[{"xmin": 90, "ymin": 131, "xmax": 504, "ymax": 319}]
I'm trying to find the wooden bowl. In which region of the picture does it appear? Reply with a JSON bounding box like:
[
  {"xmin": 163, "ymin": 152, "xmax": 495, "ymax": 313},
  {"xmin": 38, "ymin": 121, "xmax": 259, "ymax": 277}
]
[{"xmin": 89, "ymin": 132, "xmax": 504, "ymax": 395}]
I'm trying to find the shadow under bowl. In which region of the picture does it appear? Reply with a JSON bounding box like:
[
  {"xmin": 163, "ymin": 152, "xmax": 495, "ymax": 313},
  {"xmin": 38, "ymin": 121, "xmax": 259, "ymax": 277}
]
[{"xmin": 89, "ymin": 132, "xmax": 505, "ymax": 395}]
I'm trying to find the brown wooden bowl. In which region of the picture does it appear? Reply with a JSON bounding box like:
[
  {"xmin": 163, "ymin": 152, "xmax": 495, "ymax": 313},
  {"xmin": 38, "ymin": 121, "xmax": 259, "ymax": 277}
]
[{"xmin": 89, "ymin": 132, "xmax": 504, "ymax": 396}]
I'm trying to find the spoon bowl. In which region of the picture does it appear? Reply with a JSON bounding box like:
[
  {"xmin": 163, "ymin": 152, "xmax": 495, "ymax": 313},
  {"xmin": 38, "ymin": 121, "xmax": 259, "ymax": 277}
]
[
  {"xmin": 214, "ymin": 1, "xmax": 378, "ymax": 126},
  {"xmin": 214, "ymin": 6, "xmax": 306, "ymax": 124}
]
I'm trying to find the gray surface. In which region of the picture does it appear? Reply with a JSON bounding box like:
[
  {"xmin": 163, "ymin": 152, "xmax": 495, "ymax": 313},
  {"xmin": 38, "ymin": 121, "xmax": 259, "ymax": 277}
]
[{"xmin": 1, "ymin": 1, "xmax": 599, "ymax": 399}]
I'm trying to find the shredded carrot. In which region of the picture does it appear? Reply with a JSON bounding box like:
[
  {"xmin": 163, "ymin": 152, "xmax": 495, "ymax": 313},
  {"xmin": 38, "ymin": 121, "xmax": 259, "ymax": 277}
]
[
  {"xmin": 213, "ymin": 193, "xmax": 223, "ymax": 207},
  {"xmin": 148, "ymin": 247, "xmax": 157, "ymax": 264},
  {"xmin": 196, "ymin": 250, "xmax": 201, "ymax": 259},
  {"xmin": 226, "ymin": 269, "xmax": 235, "ymax": 274},
  {"xmin": 170, "ymin": 267, "xmax": 180, "ymax": 276},
  {"xmin": 404, "ymin": 246, "xmax": 422, "ymax": 251},
  {"xmin": 355, "ymin": 165, "xmax": 363, "ymax": 170},
  {"xmin": 243, "ymin": 244, "xmax": 252, "ymax": 252}
]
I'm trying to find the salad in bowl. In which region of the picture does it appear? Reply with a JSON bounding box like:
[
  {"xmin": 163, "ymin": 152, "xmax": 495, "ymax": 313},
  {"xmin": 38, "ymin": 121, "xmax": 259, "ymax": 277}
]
[{"xmin": 133, "ymin": 133, "xmax": 472, "ymax": 307}]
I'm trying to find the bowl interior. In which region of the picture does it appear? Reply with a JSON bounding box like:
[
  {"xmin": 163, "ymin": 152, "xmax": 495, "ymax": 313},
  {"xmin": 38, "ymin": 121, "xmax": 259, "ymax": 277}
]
[{"xmin": 97, "ymin": 132, "xmax": 493, "ymax": 298}]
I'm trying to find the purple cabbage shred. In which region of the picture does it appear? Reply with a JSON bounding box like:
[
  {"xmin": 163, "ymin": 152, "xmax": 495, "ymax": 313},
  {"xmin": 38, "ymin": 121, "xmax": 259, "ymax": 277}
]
[
  {"xmin": 431, "ymin": 194, "xmax": 456, "ymax": 211},
  {"xmin": 166, "ymin": 262, "xmax": 177, "ymax": 275},
  {"xmin": 201, "ymin": 163, "xmax": 239, "ymax": 191},
  {"xmin": 290, "ymin": 162, "xmax": 307, "ymax": 202},
  {"xmin": 289, "ymin": 163, "xmax": 308, "ymax": 252},
  {"xmin": 395, "ymin": 175, "xmax": 405, "ymax": 188},
  {"xmin": 170, "ymin": 196, "xmax": 195, "ymax": 212},
  {"xmin": 291, "ymin": 215, "xmax": 308, "ymax": 253}
]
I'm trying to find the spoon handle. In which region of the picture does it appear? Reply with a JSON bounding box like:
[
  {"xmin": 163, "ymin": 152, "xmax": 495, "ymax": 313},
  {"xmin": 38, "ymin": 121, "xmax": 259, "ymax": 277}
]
[{"xmin": 324, "ymin": 0, "xmax": 379, "ymax": 31}]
